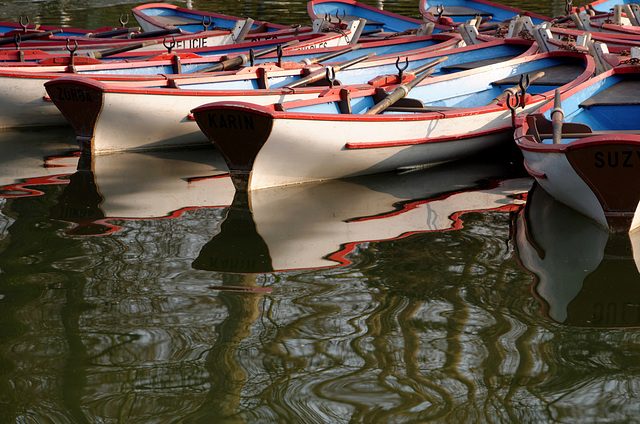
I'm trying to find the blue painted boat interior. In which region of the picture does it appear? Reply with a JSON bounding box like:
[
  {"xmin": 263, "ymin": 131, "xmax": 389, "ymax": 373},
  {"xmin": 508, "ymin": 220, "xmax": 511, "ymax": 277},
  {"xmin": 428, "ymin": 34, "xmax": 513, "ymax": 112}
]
[
  {"xmin": 136, "ymin": 6, "xmax": 268, "ymax": 34},
  {"xmin": 311, "ymin": 1, "xmax": 434, "ymax": 33},
  {"xmin": 163, "ymin": 43, "xmax": 531, "ymax": 91},
  {"xmin": 540, "ymin": 73, "xmax": 640, "ymax": 144},
  {"xmin": 586, "ymin": 0, "xmax": 635, "ymax": 13},
  {"xmin": 421, "ymin": 0, "xmax": 547, "ymax": 24},
  {"xmin": 283, "ymin": 55, "xmax": 587, "ymax": 115}
]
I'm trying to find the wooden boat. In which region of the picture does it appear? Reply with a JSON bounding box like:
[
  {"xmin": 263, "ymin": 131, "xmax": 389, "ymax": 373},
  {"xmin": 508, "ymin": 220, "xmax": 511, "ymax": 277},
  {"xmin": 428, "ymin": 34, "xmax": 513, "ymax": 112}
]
[
  {"xmin": 0, "ymin": 27, "xmax": 297, "ymax": 57},
  {"xmin": 307, "ymin": 0, "xmax": 449, "ymax": 35},
  {"xmin": 0, "ymin": 32, "xmax": 461, "ymax": 129},
  {"xmin": 45, "ymin": 37, "xmax": 533, "ymax": 153},
  {"xmin": 193, "ymin": 155, "xmax": 530, "ymax": 273},
  {"xmin": 0, "ymin": 18, "xmax": 367, "ymax": 64},
  {"xmin": 514, "ymin": 183, "xmax": 640, "ymax": 328},
  {"xmin": 419, "ymin": 0, "xmax": 550, "ymax": 28},
  {"xmin": 191, "ymin": 50, "xmax": 594, "ymax": 191},
  {"xmin": 578, "ymin": 0, "xmax": 638, "ymax": 16},
  {"xmin": 0, "ymin": 19, "xmax": 137, "ymax": 40},
  {"xmin": 514, "ymin": 65, "xmax": 640, "ymax": 234},
  {"xmin": 132, "ymin": 2, "xmax": 298, "ymax": 35}
]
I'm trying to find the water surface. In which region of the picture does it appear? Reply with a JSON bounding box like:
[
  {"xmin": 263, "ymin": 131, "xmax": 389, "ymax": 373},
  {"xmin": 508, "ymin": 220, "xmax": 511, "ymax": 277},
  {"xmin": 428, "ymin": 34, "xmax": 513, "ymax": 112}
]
[{"xmin": 1, "ymin": 1, "xmax": 640, "ymax": 422}]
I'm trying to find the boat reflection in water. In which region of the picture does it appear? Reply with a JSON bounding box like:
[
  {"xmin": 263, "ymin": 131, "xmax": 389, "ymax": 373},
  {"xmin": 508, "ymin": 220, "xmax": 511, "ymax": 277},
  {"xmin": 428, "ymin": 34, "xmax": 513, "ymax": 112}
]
[
  {"xmin": 0, "ymin": 138, "xmax": 236, "ymax": 236},
  {"xmin": 193, "ymin": 154, "xmax": 533, "ymax": 274},
  {"xmin": 0, "ymin": 128, "xmax": 80, "ymax": 198},
  {"xmin": 515, "ymin": 183, "xmax": 640, "ymax": 328}
]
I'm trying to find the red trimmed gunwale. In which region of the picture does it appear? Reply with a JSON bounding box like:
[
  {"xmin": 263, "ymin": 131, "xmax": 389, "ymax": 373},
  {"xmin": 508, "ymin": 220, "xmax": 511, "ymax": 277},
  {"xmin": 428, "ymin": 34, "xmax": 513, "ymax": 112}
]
[
  {"xmin": 418, "ymin": 0, "xmax": 551, "ymax": 25},
  {"xmin": 131, "ymin": 2, "xmax": 291, "ymax": 30},
  {"xmin": 308, "ymin": 0, "xmax": 424, "ymax": 24}
]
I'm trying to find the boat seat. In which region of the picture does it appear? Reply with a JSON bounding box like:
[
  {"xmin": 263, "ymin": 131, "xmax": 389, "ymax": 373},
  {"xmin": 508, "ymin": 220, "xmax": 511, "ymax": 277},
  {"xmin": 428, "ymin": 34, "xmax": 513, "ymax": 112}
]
[
  {"xmin": 580, "ymin": 79, "xmax": 640, "ymax": 107},
  {"xmin": 441, "ymin": 54, "xmax": 520, "ymax": 71},
  {"xmin": 150, "ymin": 15, "xmax": 206, "ymax": 26},
  {"xmin": 327, "ymin": 15, "xmax": 384, "ymax": 26},
  {"xmin": 491, "ymin": 63, "xmax": 586, "ymax": 87},
  {"xmin": 425, "ymin": 6, "xmax": 492, "ymax": 17}
]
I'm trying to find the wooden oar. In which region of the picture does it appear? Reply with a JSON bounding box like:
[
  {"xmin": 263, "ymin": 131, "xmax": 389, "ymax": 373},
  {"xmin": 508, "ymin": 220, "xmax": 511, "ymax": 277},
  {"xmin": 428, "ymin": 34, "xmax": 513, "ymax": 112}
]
[
  {"xmin": 551, "ymin": 88, "xmax": 564, "ymax": 144},
  {"xmin": 129, "ymin": 28, "xmax": 182, "ymax": 40},
  {"xmin": 488, "ymin": 71, "xmax": 545, "ymax": 105},
  {"xmin": 87, "ymin": 39, "xmax": 160, "ymax": 59},
  {"xmin": 198, "ymin": 39, "xmax": 300, "ymax": 73},
  {"xmin": 86, "ymin": 27, "xmax": 140, "ymax": 38},
  {"xmin": 364, "ymin": 67, "xmax": 435, "ymax": 115},
  {"xmin": 404, "ymin": 55, "xmax": 448, "ymax": 77},
  {"xmin": 0, "ymin": 29, "xmax": 63, "ymax": 46},
  {"xmin": 298, "ymin": 43, "xmax": 362, "ymax": 65},
  {"xmin": 283, "ymin": 52, "xmax": 376, "ymax": 88}
]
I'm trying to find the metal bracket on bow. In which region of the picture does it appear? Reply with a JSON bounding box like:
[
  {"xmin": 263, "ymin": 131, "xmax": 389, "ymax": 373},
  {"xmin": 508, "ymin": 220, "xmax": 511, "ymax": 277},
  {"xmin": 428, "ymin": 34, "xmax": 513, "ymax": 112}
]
[
  {"xmin": 19, "ymin": 16, "xmax": 29, "ymax": 33},
  {"xmin": 326, "ymin": 67, "xmax": 336, "ymax": 88},
  {"xmin": 119, "ymin": 14, "xmax": 129, "ymax": 28},
  {"xmin": 277, "ymin": 44, "xmax": 284, "ymax": 67},
  {"xmin": 506, "ymin": 91, "xmax": 519, "ymax": 128},
  {"xmin": 518, "ymin": 73, "xmax": 530, "ymax": 109},
  {"xmin": 202, "ymin": 16, "xmax": 212, "ymax": 31},
  {"xmin": 336, "ymin": 9, "xmax": 346, "ymax": 27},
  {"xmin": 163, "ymin": 36, "xmax": 176, "ymax": 53},
  {"xmin": 565, "ymin": 0, "xmax": 573, "ymax": 16},
  {"xmin": 396, "ymin": 56, "xmax": 409, "ymax": 81},
  {"xmin": 66, "ymin": 38, "xmax": 78, "ymax": 73}
]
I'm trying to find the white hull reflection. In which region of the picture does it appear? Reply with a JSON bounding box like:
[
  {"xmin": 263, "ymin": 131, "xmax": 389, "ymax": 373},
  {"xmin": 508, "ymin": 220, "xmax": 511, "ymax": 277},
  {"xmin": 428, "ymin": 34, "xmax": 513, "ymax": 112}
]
[
  {"xmin": 515, "ymin": 183, "xmax": 640, "ymax": 328},
  {"xmin": 194, "ymin": 155, "xmax": 533, "ymax": 273}
]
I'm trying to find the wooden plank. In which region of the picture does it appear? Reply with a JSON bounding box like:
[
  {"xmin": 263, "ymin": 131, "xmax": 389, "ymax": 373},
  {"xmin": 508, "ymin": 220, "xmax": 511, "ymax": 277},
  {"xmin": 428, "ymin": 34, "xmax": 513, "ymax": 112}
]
[{"xmin": 580, "ymin": 79, "xmax": 640, "ymax": 107}]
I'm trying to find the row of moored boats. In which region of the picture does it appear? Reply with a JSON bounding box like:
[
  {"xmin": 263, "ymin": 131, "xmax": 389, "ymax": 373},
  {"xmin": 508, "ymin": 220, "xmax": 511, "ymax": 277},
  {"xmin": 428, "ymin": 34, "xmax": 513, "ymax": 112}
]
[{"xmin": 2, "ymin": 0, "xmax": 640, "ymax": 234}]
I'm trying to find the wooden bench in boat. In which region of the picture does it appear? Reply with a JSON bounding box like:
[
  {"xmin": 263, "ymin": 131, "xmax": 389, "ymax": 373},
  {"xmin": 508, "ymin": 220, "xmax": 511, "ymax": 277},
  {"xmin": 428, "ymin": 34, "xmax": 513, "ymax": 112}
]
[
  {"xmin": 491, "ymin": 63, "xmax": 587, "ymax": 87},
  {"xmin": 525, "ymin": 113, "xmax": 640, "ymax": 142},
  {"xmin": 326, "ymin": 15, "xmax": 384, "ymax": 26},
  {"xmin": 440, "ymin": 54, "xmax": 520, "ymax": 72},
  {"xmin": 425, "ymin": 6, "xmax": 492, "ymax": 17},
  {"xmin": 580, "ymin": 79, "xmax": 640, "ymax": 107},
  {"xmin": 148, "ymin": 15, "xmax": 203, "ymax": 25}
]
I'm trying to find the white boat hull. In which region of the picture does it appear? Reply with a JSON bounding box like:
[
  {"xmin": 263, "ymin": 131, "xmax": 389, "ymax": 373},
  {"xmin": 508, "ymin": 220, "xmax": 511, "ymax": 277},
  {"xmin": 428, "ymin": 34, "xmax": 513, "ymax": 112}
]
[
  {"xmin": 194, "ymin": 99, "xmax": 549, "ymax": 191},
  {"xmin": 0, "ymin": 75, "xmax": 67, "ymax": 128}
]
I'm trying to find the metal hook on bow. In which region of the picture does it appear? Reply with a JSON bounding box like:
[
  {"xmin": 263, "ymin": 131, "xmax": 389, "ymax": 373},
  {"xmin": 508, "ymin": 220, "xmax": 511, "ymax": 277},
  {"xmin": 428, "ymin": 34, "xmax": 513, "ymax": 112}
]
[
  {"xmin": 518, "ymin": 73, "xmax": 530, "ymax": 109},
  {"xmin": 249, "ymin": 48, "xmax": 255, "ymax": 66},
  {"xmin": 163, "ymin": 36, "xmax": 176, "ymax": 53},
  {"xmin": 119, "ymin": 13, "xmax": 129, "ymax": 28},
  {"xmin": 13, "ymin": 33, "xmax": 21, "ymax": 50},
  {"xmin": 565, "ymin": 0, "xmax": 573, "ymax": 16},
  {"xmin": 395, "ymin": 56, "xmax": 409, "ymax": 80},
  {"xmin": 277, "ymin": 44, "xmax": 284, "ymax": 67},
  {"xmin": 19, "ymin": 16, "xmax": 29, "ymax": 33},
  {"xmin": 202, "ymin": 16, "xmax": 212, "ymax": 31},
  {"xmin": 506, "ymin": 91, "xmax": 519, "ymax": 128},
  {"xmin": 335, "ymin": 10, "xmax": 346, "ymax": 27},
  {"xmin": 66, "ymin": 38, "xmax": 78, "ymax": 55},
  {"xmin": 66, "ymin": 38, "xmax": 78, "ymax": 73},
  {"xmin": 325, "ymin": 66, "xmax": 336, "ymax": 88},
  {"xmin": 437, "ymin": 5, "xmax": 445, "ymax": 18}
]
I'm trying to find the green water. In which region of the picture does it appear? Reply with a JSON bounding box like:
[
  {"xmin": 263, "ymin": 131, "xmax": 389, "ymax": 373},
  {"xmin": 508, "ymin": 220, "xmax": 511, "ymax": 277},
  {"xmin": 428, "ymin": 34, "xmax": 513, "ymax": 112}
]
[{"xmin": 1, "ymin": 1, "xmax": 639, "ymax": 423}]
